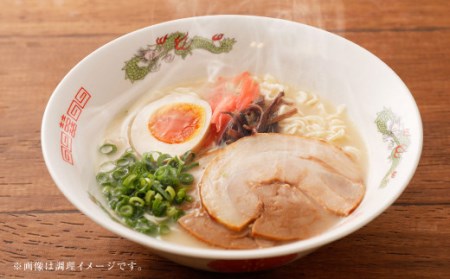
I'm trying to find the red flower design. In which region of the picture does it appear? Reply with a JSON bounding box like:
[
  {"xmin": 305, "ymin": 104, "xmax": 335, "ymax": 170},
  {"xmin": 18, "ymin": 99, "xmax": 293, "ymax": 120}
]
[
  {"xmin": 212, "ymin": 33, "xmax": 224, "ymax": 41},
  {"xmin": 207, "ymin": 253, "xmax": 298, "ymax": 272},
  {"xmin": 174, "ymin": 33, "xmax": 191, "ymax": 50},
  {"xmin": 393, "ymin": 144, "xmax": 405, "ymax": 158},
  {"xmin": 156, "ymin": 34, "xmax": 168, "ymax": 45}
]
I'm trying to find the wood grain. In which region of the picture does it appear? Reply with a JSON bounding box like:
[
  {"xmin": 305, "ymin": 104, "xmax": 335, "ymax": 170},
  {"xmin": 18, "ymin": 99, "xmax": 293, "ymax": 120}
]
[{"xmin": 1, "ymin": 0, "xmax": 449, "ymax": 278}]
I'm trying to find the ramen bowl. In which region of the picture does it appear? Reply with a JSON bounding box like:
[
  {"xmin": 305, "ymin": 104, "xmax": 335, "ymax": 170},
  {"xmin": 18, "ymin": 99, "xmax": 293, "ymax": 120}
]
[{"xmin": 41, "ymin": 15, "xmax": 422, "ymax": 272}]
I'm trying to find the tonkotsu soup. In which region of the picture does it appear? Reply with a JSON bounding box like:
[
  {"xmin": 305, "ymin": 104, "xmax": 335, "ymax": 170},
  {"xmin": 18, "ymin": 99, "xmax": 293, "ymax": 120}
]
[{"xmin": 94, "ymin": 72, "xmax": 367, "ymax": 249}]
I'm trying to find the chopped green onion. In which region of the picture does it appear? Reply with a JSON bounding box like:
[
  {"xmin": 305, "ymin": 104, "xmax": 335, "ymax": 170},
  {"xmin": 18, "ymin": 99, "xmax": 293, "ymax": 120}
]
[
  {"xmin": 165, "ymin": 186, "xmax": 176, "ymax": 201},
  {"xmin": 96, "ymin": 172, "xmax": 110, "ymax": 185},
  {"xmin": 144, "ymin": 190, "xmax": 155, "ymax": 204},
  {"xmin": 114, "ymin": 196, "xmax": 129, "ymax": 209},
  {"xmin": 125, "ymin": 218, "xmax": 136, "ymax": 227},
  {"xmin": 156, "ymin": 153, "xmax": 172, "ymax": 166},
  {"xmin": 108, "ymin": 197, "xmax": 119, "ymax": 209},
  {"xmin": 96, "ymin": 148, "xmax": 198, "ymax": 236},
  {"xmin": 181, "ymin": 150, "xmax": 195, "ymax": 164},
  {"xmin": 135, "ymin": 185, "xmax": 149, "ymax": 198},
  {"xmin": 98, "ymin": 161, "xmax": 116, "ymax": 172},
  {"xmin": 129, "ymin": 196, "xmax": 145, "ymax": 207},
  {"xmin": 117, "ymin": 204, "xmax": 134, "ymax": 217},
  {"xmin": 116, "ymin": 152, "xmax": 136, "ymax": 167},
  {"xmin": 116, "ymin": 158, "xmax": 132, "ymax": 167},
  {"xmin": 167, "ymin": 206, "xmax": 184, "ymax": 220},
  {"xmin": 112, "ymin": 168, "xmax": 129, "ymax": 180},
  {"xmin": 152, "ymin": 182, "xmax": 172, "ymax": 201},
  {"xmin": 99, "ymin": 143, "xmax": 117, "ymax": 155},
  {"xmin": 175, "ymin": 188, "xmax": 186, "ymax": 204},
  {"xmin": 123, "ymin": 174, "xmax": 137, "ymax": 187},
  {"xmin": 139, "ymin": 178, "xmax": 147, "ymax": 187},
  {"xmin": 110, "ymin": 187, "xmax": 125, "ymax": 196},
  {"xmin": 134, "ymin": 217, "xmax": 158, "ymax": 235},
  {"xmin": 143, "ymin": 152, "xmax": 159, "ymax": 171},
  {"xmin": 179, "ymin": 173, "xmax": 194, "ymax": 185},
  {"xmin": 136, "ymin": 181, "xmax": 149, "ymax": 192},
  {"xmin": 152, "ymin": 197, "xmax": 167, "ymax": 217},
  {"xmin": 182, "ymin": 162, "xmax": 199, "ymax": 171},
  {"xmin": 102, "ymin": 186, "xmax": 112, "ymax": 195}
]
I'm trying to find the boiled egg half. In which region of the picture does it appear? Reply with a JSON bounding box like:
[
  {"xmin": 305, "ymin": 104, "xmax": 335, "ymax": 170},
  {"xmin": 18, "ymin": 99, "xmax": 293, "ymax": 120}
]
[{"xmin": 130, "ymin": 92, "xmax": 212, "ymax": 156}]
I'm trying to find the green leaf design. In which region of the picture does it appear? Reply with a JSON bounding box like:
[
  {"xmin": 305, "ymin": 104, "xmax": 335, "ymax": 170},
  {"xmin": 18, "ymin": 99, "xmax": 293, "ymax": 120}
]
[
  {"xmin": 375, "ymin": 108, "xmax": 411, "ymax": 187},
  {"xmin": 123, "ymin": 32, "xmax": 237, "ymax": 82}
]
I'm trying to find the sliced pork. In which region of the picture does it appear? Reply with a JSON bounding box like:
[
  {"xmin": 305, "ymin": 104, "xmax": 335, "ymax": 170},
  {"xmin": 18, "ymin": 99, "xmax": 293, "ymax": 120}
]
[
  {"xmin": 178, "ymin": 211, "xmax": 277, "ymax": 249},
  {"xmin": 251, "ymin": 183, "xmax": 340, "ymax": 241},
  {"xmin": 180, "ymin": 150, "xmax": 219, "ymax": 211},
  {"xmin": 180, "ymin": 134, "xmax": 365, "ymax": 246},
  {"xmin": 199, "ymin": 134, "xmax": 364, "ymax": 232}
]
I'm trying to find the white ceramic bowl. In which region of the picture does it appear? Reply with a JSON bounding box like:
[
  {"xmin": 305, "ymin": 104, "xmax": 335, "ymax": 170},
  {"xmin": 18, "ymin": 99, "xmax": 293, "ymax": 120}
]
[{"xmin": 41, "ymin": 15, "xmax": 422, "ymax": 272}]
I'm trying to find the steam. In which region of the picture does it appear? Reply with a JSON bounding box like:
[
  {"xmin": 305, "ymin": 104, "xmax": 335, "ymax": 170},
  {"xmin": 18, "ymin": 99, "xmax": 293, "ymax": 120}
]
[{"xmin": 158, "ymin": 0, "xmax": 346, "ymax": 31}]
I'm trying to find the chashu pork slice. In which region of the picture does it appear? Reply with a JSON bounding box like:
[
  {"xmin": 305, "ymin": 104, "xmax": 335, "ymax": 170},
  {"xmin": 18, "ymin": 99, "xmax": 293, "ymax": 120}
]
[
  {"xmin": 251, "ymin": 183, "xmax": 340, "ymax": 241},
  {"xmin": 180, "ymin": 150, "xmax": 220, "ymax": 211},
  {"xmin": 199, "ymin": 134, "xmax": 365, "ymax": 232},
  {"xmin": 210, "ymin": 133, "xmax": 364, "ymax": 182},
  {"xmin": 178, "ymin": 211, "xmax": 277, "ymax": 249}
]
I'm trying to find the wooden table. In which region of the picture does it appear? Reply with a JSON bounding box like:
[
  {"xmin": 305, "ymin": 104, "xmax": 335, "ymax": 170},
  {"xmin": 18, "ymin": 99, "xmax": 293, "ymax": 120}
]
[{"xmin": 1, "ymin": 1, "xmax": 449, "ymax": 278}]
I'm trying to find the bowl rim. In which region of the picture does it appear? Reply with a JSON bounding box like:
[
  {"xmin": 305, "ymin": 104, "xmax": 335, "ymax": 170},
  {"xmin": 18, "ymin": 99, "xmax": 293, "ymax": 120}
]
[{"xmin": 41, "ymin": 14, "xmax": 423, "ymax": 260}]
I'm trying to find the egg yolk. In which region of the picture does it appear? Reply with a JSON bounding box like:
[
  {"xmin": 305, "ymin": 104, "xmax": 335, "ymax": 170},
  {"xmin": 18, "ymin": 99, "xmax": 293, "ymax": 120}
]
[{"xmin": 148, "ymin": 103, "xmax": 205, "ymax": 144}]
